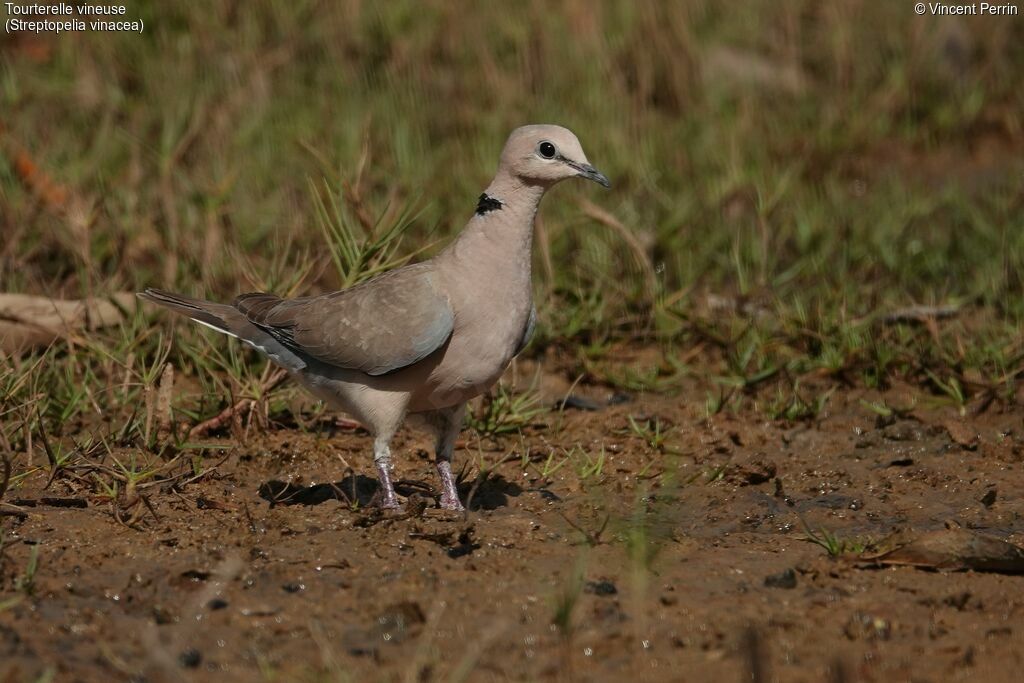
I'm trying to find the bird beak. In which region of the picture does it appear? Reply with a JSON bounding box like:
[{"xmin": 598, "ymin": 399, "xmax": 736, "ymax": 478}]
[
  {"xmin": 576, "ymin": 163, "xmax": 611, "ymax": 188},
  {"xmin": 559, "ymin": 156, "xmax": 611, "ymax": 188}
]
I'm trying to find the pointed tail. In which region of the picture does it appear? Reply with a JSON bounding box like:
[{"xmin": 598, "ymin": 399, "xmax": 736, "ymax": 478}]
[
  {"xmin": 137, "ymin": 288, "xmax": 307, "ymax": 370},
  {"xmin": 137, "ymin": 288, "xmax": 239, "ymax": 338}
]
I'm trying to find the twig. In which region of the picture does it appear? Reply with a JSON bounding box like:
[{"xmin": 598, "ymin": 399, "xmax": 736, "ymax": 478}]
[
  {"xmin": 188, "ymin": 368, "xmax": 288, "ymax": 438},
  {"xmin": 578, "ymin": 198, "xmax": 658, "ymax": 306},
  {"xmin": 343, "ymin": 128, "xmax": 376, "ymax": 235},
  {"xmin": 464, "ymin": 449, "xmax": 518, "ymax": 515},
  {"xmin": 155, "ymin": 362, "xmax": 175, "ymax": 442},
  {"xmin": 241, "ymin": 501, "xmax": 258, "ymax": 534},
  {"xmin": 136, "ymin": 456, "xmax": 227, "ymax": 491},
  {"xmin": 10, "ymin": 497, "xmax": 87, "ymax": 508},
  {"xmin": 556, "ymin": 510, "xmax": 610, "ymax": 546},
  {"xmin": 882, "ymin": 304, "xmax": 962, "ymax": 325}
]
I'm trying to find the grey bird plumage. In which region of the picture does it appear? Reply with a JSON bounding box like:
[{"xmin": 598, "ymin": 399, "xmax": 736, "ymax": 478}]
[{"xmin": 139, "ymin": 124, "xmax": 609, "ymax": 510}]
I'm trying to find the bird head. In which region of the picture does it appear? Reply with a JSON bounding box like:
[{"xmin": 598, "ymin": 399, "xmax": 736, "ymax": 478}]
[{"xmin": 499, "ymin": 124, "xmax": 610, "ymax": 189}]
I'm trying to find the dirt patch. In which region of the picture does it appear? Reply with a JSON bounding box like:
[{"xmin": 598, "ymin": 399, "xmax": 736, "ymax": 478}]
[{"xmin": 3, "ymin": 375, "xmax": 1024, "ymax": 681}]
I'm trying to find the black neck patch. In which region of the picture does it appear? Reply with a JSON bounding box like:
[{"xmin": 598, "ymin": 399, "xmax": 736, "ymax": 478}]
[{"xmin": 475, "ymin": 193, "xmax": 503, "ymax": 216}]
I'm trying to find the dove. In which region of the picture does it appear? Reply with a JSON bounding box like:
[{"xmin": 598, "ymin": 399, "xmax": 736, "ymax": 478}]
[{"xmin": 140, "ymin": 124, "xmax": 609, "ymax": 510}]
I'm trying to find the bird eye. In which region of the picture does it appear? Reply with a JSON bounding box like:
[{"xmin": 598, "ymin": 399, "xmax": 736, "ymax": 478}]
[{"xmin": 538, "ymin": 141, "xmax": 556, "ymax": 159}]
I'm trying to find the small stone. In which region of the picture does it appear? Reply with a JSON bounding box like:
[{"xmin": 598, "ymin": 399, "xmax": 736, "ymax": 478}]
[
  {"xmin": 874, "ymin": 413, "xmax": 897, "ymax": 429},
  {"xmin": 883, "ymin": 422, "xmax": 923, "ymax": 442},
  {"xmin": 943, "ymin": 420, "xmax": 979, "ymax": 450},
  {"xmin": 152, "ymin": 605, "xmax": 175, "ymax": 625},
  {"xmin": 207, "ymin": 598, "xmax": 228, "ymax": 610},
  {"xmin": 844, "ymin": 613, "xmax": 891, "ymax": 641},
  {"xmin": 725, "ymin": 457, "xmax": 777, "ymax": 485},
  {"xmin": 584, "ymin": 580, "xmax": 618, "ymax": 596},
  {"xmin": 763, "ymin": 568, "xmax": 797, "ymax": 589},
  {"xmin": 178, "ymin": 648, "xmax": 202, "ymax": 668},
  {"xmin": 555, "ymin": 394, "xmax": 601, "ymax": 411},
  {"xmin": 943, "ymin": 591, "xmax": 972, "ymax": 611},
  {"xmin": 405, "ymin": 493, "xmax": 428, "ymax": 518}
]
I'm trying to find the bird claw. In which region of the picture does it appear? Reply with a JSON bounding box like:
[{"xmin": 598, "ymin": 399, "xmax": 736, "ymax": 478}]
[
  {"xmin": 379, "ymin": 496, "xmax": 403, "ymax": 511},
  {"xmin": 439, "ymin": 494, "xmax": 464, "ymax": 512}
]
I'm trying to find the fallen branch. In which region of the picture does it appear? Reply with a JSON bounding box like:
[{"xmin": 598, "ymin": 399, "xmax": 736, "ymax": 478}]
[{"xmin": 0, "ymin": 292, "xmax": 137, "ymax": 355}]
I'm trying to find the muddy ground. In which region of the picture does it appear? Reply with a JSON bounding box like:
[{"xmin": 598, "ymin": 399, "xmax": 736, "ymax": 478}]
[{"xmin": 3, "ymin": 361, "xmax": 1024, "ymax": 682}]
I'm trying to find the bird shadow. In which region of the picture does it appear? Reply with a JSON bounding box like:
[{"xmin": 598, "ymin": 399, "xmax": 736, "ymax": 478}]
[
  {"xmin": 257, "ymin": 471, "xmax": 525, "ymax": 511},
  {"xmin": 258, "ymin": 475, "xmax": 380, "ymax": 508},
  {"xmin": 463, "ymin": 472, "xmax": 524, "ymax": 511}
]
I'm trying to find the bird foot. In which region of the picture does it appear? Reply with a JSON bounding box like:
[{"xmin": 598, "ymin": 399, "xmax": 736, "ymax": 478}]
[
  {"xmin": 379, "ymin": 495, "xmax": 402, "ymax": 511},
  {"xmin": 436, "ymin": 460, "xmax": 464, "ymax": 511},
  {"xmin": 376, "ymin": 461, "xmax": 401, "ymax": 510},
  {"xmin": 439, "ymin": 493, "xmax": 464, "ymax": 512}
]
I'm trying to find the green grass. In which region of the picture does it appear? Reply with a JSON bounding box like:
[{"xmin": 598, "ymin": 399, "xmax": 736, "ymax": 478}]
[
  {"xmin": 625, "ymin": 415, "xmax": 677, "ymax": 453},
  {"xmin": 1, "ymin": 2, "xmax": 1023, "ymax": 483},
  {"xmin": 801, "ymin": 524, "xmax": 870, "ymax": 558},
  {"xmin": 551, "ymin": 555, "xmax": 587, "ymax": 637},
  {"xmin": 467, "ymin": 381, "xmax": 546, "ymax": 437},
  {"xmin": 13, "ymin": 544, "xmax": 39, "ymax": 597}
]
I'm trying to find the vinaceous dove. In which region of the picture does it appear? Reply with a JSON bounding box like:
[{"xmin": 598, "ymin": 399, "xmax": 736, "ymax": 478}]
[{"xmin": 139, "ymin": 124, "xmax": 609, "ymax": 510}]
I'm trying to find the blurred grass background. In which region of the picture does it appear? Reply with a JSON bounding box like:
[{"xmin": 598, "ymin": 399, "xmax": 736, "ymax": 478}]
[{"xmin": 2, "ymin": 0, "xmax": 1024, "ymax": 435}]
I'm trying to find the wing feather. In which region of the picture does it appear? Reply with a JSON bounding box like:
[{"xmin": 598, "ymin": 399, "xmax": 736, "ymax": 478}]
[{"xmin": 234, "ymin": 263, "xmax": 453, "ymax": 376}]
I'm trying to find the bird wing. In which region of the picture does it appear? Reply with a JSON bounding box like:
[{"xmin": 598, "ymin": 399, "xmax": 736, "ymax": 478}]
[{"xmin": 235, "ymin": 263, "xmax": 454, "ymax": 376}]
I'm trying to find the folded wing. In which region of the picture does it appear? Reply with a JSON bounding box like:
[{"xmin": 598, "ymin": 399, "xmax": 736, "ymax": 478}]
[{"xmin": 235, "ymin": 263, "xmax": 454, "ymax": 376}]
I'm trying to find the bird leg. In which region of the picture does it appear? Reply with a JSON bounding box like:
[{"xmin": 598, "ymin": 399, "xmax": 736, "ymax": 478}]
[
  {"xmin": 436, "ymin": 460, "xmax": 461, "ymax": 511},
  {"xmin": 432, "ymin": 403, "xmax": 466, "ymax": 511},
  {"xmin": 373, "ymin": 435, "xmax": 401, "ymax": 509}
]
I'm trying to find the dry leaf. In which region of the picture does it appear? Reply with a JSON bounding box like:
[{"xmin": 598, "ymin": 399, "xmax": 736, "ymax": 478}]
[{"xmin": 861, "ymin": 527, "xmax": 1024, "ymax": 573}]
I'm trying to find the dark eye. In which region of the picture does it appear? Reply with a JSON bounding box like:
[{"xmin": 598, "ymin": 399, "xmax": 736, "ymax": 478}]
[{"xmin": 538, "ymin": 141, "xmax": 556, "ymax": 159}]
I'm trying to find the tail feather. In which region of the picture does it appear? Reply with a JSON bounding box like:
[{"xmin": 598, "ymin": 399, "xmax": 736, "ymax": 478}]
[
  {"xmin": 137, "ymin": 288, "xmax": 307, "ymax": 370},
  {"xmin": 137, "ymin": 288, "xmax": 236, "ymax": 336}
]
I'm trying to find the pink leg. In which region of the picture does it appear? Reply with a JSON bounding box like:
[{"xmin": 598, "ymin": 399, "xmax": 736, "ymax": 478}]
[
  {"xmin": 373, "ymin": 436, "xmax": 401, "ymax": 509},
  {"xmin": 436, "ymin": 459, "xmax": 464, "ymax": 511},
  {"xmin": 376, "ymin": 461, "xmax": 401, "ymax": 509},
  {"xmin": 431, "ymin": 404, "xmax": 466, "ymax": 511}
]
